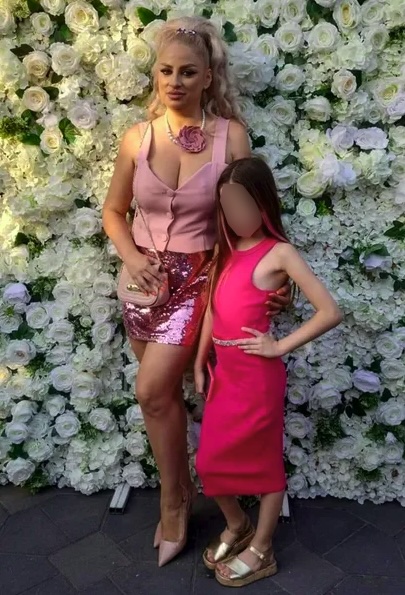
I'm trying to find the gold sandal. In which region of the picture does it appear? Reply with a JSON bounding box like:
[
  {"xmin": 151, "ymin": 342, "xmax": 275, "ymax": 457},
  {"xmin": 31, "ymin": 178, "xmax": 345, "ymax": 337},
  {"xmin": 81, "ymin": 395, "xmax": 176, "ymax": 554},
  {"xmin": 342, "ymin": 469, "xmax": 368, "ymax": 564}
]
[
  {"xmin": 215, "ymin": 545, "xmax": 277, "ymax": 588},
  {"xmin": 202, "ymin": 517, "xmax": 255, "ymax": 571}
]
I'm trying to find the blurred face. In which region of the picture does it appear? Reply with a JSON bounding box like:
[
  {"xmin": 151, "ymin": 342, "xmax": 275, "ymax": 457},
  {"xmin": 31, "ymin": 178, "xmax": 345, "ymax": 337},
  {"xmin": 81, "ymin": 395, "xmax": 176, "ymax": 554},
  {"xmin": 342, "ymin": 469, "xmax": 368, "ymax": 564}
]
[
  {"xmin": 220, "ymin": 183, "xmax": 263, "ymax": 239},
  {"xmin": 156, "ymin": 41, "xmax": 212, "ymax": 111}
]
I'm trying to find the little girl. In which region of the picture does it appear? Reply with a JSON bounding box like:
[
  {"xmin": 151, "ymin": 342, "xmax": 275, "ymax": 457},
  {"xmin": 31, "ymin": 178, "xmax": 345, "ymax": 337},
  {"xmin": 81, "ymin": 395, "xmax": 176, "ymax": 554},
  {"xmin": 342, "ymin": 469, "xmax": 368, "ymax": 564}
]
[{"xmin": 194, "ymin": 157, "xmax": 342, "ymax": 588}]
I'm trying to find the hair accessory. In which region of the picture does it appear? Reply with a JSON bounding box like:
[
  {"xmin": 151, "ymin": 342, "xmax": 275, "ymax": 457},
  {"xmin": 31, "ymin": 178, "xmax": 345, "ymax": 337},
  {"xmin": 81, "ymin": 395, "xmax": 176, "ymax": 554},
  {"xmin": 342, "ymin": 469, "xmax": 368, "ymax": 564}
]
[{"xmin": 176, "ymin": 27, "xmax": 197, "ymax": 36}]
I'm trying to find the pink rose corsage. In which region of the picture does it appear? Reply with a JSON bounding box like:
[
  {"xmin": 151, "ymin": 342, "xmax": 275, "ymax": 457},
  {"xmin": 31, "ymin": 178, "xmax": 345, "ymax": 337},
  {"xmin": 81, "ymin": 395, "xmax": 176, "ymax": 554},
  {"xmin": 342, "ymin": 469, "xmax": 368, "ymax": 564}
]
[{"xmin": 177, "ymin": 125, "xmax": 206, "ymax": 153}]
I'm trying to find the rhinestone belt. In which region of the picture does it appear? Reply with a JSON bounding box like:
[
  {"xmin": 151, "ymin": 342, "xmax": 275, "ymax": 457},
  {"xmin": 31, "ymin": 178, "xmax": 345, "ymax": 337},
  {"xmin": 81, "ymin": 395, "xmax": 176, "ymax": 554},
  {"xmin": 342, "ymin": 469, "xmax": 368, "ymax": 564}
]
[{"xmin": 212, "ymin": 336, "xmax": 240, "ymax": 346}]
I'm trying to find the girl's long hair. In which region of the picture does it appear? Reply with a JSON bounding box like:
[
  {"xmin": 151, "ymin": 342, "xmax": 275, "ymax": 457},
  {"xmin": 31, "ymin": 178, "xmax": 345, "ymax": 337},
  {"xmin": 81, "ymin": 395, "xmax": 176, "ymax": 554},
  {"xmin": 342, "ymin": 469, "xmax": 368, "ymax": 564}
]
[
  {"xmin": 210, "ymin": 157, "xmax": 291, "ymax": 304},
  {"xmin": 148, "ymin": 17, "xmax": 243, "ymax": 123}
]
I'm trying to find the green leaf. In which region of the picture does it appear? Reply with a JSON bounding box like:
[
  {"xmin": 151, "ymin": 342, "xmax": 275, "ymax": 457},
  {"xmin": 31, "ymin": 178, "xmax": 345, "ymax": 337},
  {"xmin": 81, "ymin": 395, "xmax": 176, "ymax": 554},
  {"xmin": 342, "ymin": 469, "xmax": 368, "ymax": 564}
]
[
  {"xmin": 43, "ymin": 86, "xmax": 59, "ymax": 100},
  {"xmin": 10, "ymin": 44, "xmax": 34, "ymax": 59},
  {"xmin": 52, "ymin": 24, "xmax": 74, "ymax": 43},
  {"xmin": 384, "ymin": 220, "xmax": 405, "ymax": 241},
  {"xmin": 137, "ymin": 7, "xmax": 159, "ymax": 26},
  {"xmin": 91, "ymin": 0, "xmax": 109, "ymax": 17},
  {"xmin": 394, "ymin": 278, "xmax": 405, "ymax": 292},
  {"xmin": 51, "ymin": 72, "xmax": 63, "ymax": 84},
  {"xmin": 27, "ymin": 0, "xmax": 42, "ymax": 13},
  {"xmin": 74, "ymin": 198, "xmax": 91, "ymax": 208},
  {"xmin": 21, "ymin": 109, "xmax": 36, "ymax": 123},
  {"xmin": 369, "ymin": 359, "xmax": 382, "ymax": 374},
  {"xmin": 351, "ymin": 399, "xmax": 366, "ymax": 417},
  {"xmin": 16, "ymin": 89, "xmax": 25, "ymax": 99},
  {"xmin": 202, "ymin": 8, "xmax": 213, "ymax": 18},
  {"xmin": 20, "ymin": 133, "xmax": 41, "ymax": 146},
  {"xmin": 356, "ymin": 467, "xmax": 382, "ymax": 483},
  {"xmin": 59, "ymin": 117, "xmax": 79, "ymax": 144},
  {"xmin": 223, "ymin": 21, "xmax": 237, "ymax": 43},
  {"xmin": 381, "ymin": 388, "xmax": 392, "ymax": 402},
  {"xmin": 250, "ymin": 134, "xmax": 266, "ymax": 149}
]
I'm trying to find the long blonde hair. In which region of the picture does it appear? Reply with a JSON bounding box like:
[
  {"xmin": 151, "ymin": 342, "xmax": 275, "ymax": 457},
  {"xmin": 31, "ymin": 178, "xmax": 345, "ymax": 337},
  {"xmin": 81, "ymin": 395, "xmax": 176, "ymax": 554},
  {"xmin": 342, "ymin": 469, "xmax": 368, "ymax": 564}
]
[{"xmin": 148, "ymin": 17, "xmax": 243, "ymax": 123}]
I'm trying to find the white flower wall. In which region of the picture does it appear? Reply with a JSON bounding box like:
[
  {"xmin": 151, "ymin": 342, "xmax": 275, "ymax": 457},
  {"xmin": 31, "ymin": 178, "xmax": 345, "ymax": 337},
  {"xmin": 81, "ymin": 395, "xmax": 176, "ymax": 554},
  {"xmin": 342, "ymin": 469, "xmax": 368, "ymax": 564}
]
[{"xmin": 0, "ymin": 0, "xmax": 404, "ymax": 502}]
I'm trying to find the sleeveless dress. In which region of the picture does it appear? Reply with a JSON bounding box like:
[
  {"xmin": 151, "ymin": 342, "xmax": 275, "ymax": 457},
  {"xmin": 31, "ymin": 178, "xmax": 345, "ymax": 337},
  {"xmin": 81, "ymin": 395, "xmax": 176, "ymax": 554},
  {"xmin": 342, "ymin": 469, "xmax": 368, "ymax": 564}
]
[
  {"xmin": 122, "ymin": 118, "xmax": 230, "ymax": 346},
  {"xmin": 196, "ymin": 238, "xmax": 287, "ymax": 496}
]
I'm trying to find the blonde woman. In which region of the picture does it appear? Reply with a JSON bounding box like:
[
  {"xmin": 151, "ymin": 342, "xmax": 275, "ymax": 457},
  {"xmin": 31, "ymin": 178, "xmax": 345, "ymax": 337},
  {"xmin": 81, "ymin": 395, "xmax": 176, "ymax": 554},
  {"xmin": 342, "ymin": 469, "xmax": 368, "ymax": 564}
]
[{"xmin": 102, "ymin": 16, "xmax": 290, "ymax": 567}]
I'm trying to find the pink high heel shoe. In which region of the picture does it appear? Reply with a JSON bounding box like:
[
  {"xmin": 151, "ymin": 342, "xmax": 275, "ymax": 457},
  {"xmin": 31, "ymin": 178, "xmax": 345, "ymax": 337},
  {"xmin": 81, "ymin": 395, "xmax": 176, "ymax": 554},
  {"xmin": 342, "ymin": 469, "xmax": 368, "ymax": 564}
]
[{"xmin": 157, "ymin": 485, "xmax": 197, "ymax": 567}]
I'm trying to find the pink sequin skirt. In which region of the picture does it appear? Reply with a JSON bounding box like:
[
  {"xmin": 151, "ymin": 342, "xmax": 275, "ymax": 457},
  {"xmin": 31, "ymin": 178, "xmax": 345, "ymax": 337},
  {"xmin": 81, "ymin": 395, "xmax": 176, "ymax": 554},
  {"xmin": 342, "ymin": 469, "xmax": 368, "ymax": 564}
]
[{"xmin": 122, "ymin": 248, "xmax": 214, "ymax": 346}]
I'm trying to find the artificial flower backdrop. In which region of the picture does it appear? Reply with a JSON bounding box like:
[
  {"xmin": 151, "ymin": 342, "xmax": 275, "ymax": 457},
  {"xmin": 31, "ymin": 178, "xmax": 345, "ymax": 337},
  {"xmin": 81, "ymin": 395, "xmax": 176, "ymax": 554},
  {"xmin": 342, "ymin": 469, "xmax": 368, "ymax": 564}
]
[{"xmin": 0, "ymin": 0, "xmax": 404, "ymax": 503}]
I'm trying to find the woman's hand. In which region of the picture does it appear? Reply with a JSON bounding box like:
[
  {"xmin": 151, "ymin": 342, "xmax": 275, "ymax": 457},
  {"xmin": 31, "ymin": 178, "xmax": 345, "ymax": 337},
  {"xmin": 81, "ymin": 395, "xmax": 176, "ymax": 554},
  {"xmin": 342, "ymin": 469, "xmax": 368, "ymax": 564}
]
[
  {"xmin": 266, "ymin": 282, "xmax": 291, "ymax": 316},
  {"xmin": 125, "ymin": 252, "xmax": 165, "ymax": 295},
  {"xmin": 194, "ymin": 367, "xmax": 206, "ymax": 396},
  {"xmin": 237, "ymin": 327, "xmax": 284, "ymax": 358}
]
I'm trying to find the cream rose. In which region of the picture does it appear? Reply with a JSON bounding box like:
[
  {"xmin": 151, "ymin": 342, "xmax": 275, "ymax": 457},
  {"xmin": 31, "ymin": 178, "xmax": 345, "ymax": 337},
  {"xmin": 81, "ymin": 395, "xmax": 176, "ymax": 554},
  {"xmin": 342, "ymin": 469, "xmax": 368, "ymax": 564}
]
[
  {"xmin": 50, "ymin": 365, "xmax": 74, "ymax": 392},
  {"xmin": 26, "ymin": 303, "xmax": 50, "ymax": 330},
  {"xmin": 50, "ymin": 43, "xmax": 80, "ymax": 76},
  {"xmin": 361, "ymin": 0, "xmax": 385, "ymax": 26},
  {"xmin": 92, "ymin": 322, "xmax": 116, "ymax": 344},
  {"xmin": 275, "ymin": 64, "xmax": 305, "ymax": 93},
  {"xmin": 275, "ymin": 22, "xmax": 303, "ymax": 54},
  {"xmin": 296, "ymin": 170, "xmax": 327, "ymax": 198},
  {"xmin": 67, "ymin": 101, "xmax": 98, "ymax": 130},
  {"xmin": 65, "ymin": 1, "xmax": 99, "ymax": 34},
  {"xmin": 22, "ymin": 51, "xmax": 51, "ymax": 80},
  {"xmin": 281, "ymin": 0, "xmax": 307, "ymax": 22},
  {"xmin": 269, "ymin": 97, "xmax": 296, "ymax": 126},
  {"xmin": 0, "ymin": 5, "xmax": 15, "ymax": 35},
  {"xmin": 308, "ymin": 23, "xmax": 339, "ymax": 52},
  {"xmin": 296, "ymin": 198, "xmax": 317, "ymax": 217},
  {"xmin": 40, "ymin": 127, "xmax": 63, "ymax": 154},
  {"xmin": 303, "ymin": 97, "xmax": 332, "ymax": 121},
  {"xmin": 255, "ymin": 35, "xmax": 279, "ymax": 64},
  {"xmin": 333, "ymin": 0, "xmax": 361, "ymax": 31},
  {"xmin": 40, "ymin": 0, "xmax": 66, "ymax": 15},
  {"xmin": 22, "ymin": 86, "xmax": 50, "ymax": 112},
  {"xmin": 74, "ymin": 207, "xmax": 101, "ymax": 236},
  {"xmin": 31, "ymin": 12, "xmax": 54, "ymax": 36},
  {"xmin": 331, "ymin": 69, "xmax": 357, "ymax": 99},
  {"xmin": 6, "ymin": 340, "xmax": 36, "ymax": 368},
  {"xmin": 88, "ymin": 408, "xmax": 116, "ymax": 432}
]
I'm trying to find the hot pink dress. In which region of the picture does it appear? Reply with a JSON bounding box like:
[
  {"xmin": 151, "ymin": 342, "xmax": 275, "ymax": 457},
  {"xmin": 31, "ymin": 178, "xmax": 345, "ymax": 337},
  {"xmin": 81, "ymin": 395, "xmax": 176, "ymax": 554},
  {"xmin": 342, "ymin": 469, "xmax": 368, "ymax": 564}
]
[{"xmin": 196, "ymin": 238, "xmax": 287, "ymax": 496}]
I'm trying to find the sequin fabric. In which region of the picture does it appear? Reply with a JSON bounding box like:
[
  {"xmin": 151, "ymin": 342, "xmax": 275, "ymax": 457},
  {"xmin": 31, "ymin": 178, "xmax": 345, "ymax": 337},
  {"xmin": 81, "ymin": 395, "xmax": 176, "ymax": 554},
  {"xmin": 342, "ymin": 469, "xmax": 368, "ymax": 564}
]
[{"xmin": 122, "ymin": 248, "xmax": 213, "ymax": 346}]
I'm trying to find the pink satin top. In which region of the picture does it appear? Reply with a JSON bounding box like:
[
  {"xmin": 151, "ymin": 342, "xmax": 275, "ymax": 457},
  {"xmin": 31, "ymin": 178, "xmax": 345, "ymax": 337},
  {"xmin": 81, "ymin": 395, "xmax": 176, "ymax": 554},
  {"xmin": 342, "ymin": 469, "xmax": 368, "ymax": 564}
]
[{"xmin": 131, "ymin": 117, "xmax": 230, "ymax": 253}]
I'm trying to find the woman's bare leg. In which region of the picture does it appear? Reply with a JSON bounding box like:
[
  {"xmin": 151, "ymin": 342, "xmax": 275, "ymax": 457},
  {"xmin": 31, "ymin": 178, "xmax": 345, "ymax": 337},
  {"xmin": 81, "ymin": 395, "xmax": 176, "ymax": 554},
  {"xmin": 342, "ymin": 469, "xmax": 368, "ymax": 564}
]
[{"xmin": 133, "ymin": 340, "xmax": 195, "ymax": 541}]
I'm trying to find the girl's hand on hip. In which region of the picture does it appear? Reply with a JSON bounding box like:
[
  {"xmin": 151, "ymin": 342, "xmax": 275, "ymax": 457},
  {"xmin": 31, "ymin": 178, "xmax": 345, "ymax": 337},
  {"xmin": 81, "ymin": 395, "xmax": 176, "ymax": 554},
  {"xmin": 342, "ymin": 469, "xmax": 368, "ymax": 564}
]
[
  {"xmin": 237, "ymin": 327, "xmax": 283, "ymax": 358},
  {"xmin": 266, "ymin": 282, "xmax": 291, "ymax": 316}
]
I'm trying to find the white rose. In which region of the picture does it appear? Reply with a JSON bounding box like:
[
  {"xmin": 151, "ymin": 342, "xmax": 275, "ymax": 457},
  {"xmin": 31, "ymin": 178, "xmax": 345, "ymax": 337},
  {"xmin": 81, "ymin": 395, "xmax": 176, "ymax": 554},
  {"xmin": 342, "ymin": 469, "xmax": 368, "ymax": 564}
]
[
  {"xmin": 361, "ymin": 0, "xmax": 385, "ymax": 26},
  {"xmin": 0, "ymin": 367, "xmax": 12, "ymax": 387},
  {"xmin": 269, "ymin": 97, "xmax": 297, "ymax": 127},
  {"xmin": 125, "ymin": 431, "xmax": 146, "ymax": 457},
  {"xmin": 40, "ymin": 127, "xmax": 63, "ymax": 155},
  {"xmin": 40, "ymin": 0, "xmax": 66, "ymax": 15},
  {"xmin": 6, "ymin": 340, "xmax": 36, "ymax": 368},
  {"xmin": 0, "ymin": 5, "xmax": 15, "ymax": 35},
  {"xmin": 31, "ymin": 12, "xmax": 54, "ymax": 36},
  {"xmin": 376, "ymin": 333, "xmax": 403, "ymax": 359},
  {"xmin": 327, "ymin": 125, "xmax": 357, "ymax": 152},
  {"xmin": 287, "ymin": 383, "xmax": 309, "ymax": 405},
  {"xmin": 314, "ymin": 0, "xmax": 336, "ymax": 6},
  {"xmin": 355, "ymin": 127, "xmax": 388, "ymax": 150},
  {"xmin": 50, "ymin": 365, "xmax": 73, "ymax": 392},
  {"xmin": 385, "ymin": 443, "xmax": 404, "ymax": 464},
  {"xmin": 22, "ymin": 86, "xmax": 50, "ymax": 113},
  {"xmin": 53, "ymin": 280, "xmax": 76, "ymax": 306},
  {"xmin": 275, "ymin": 23, "xmax": 303, "ymax": 53},
  {"xmin": 50, "ymin": 43, "xmax": 80, "ymax": 76},
  {"xmin": 95, "ymin": 55, "xmax": 114, "ymax": 81},
  {"xmin": 6, "ymin": 458, "xmax": 35, "ymax": 485},
  {"xmin": 3, "ymin": 283, "xmax": 30, "ymax": 309},
  {"xmin": 254, "ymin": 0, "xmax": 280, "ymax": 28},
  {"xmin": 23, "ymin": 51, "xmax": 51, "ymax": 80},
  {"xmin": 55, "ymin": 411, "xmax": 81, "ymax": 438},
  {"xmin": 296, "ymin": 198, "xmax": 316, "ymax": 217},
  {"xmin": 275, "ymin": 65, "xmax": 305, "ymax": 93},
  {"xmin": 393, "ymin": 327, "xmax": 405, "ymax": 349},
  {"xmin": 373, "ymin": 78, "xmax": 402, "ymax": 108},
  {"xmin": 285, "ymin": 412, "xmax": 312, "ymax": 439},
  {"xmin": 0, "ymin": 312, "xmax": 21, "ymax": 334},
  {"xmin": 327, "ymin": 368, "xmax": 353, "ymax": 392},
  {"xmin": 127, "ymin": 37, "xmax": 154, "ymax": 71},
  {"xmin": 311, "ymin": 381, "xmax": 342, "ymax": 410},
  {"xmin": 333, "ymin": 0, "xmax": 361, "ymax": 31},
  {"xmin": 71, "ymin": 372, "xmax": 101, "ymax": 400},
  {"xmin": 308, "ymin": 22, "xmax": 339, "ymax": 52},
  {"xmin": 334, "ymin": 436, "xmax": 362, "ymax": 459},
  {"xmin": 74, "ymin": 207, "xmax": 101, "ymax": 236},
  {"xmin": 93, "ymin": 273, "xmax": 115, "ymax": 297},
  {"xmin": 28, "ymin": 413, "xmax": 51, "ymax": 439},
  {"xmin": 378, "ymin": 400, "xmax": 405, "ymax": 426},
  {"xmin": 296, "ymin": 171, "xmax": 327, "ymax": 198},
  {"xmin": 352, "ymin": 369, "xmax": 381, "ymax": 393},
  {"xmin": 318, "ymin": 155, "xmax": 357, "ymax": 187},
  {"xmin": 122, "ymin": 462, "xmax": 146, "ymax": 488},
  {"xmin": 287, "ymin": 445, "xmax": 308, "ymax": 466},
  {"xmin": 25, "ymin": 439, "xmax": 53, "ymax": 462},
  {"xmin": 26, "ymin": 303, "xmax": 51, "ymax": 329},
  {"xmin": 280, "ymin": 0, "xmax": 307, "ymax": 22},
  {"xmin": 11, "ymin": 401, "xmax": 37, "ymax": 423},
  {"xmin": 364, "ymin": 25, "xmax": 389, "ymax": 52},
  {"xmin": 65, "ymin": 1, "xmax": 99, "ymax": 34},
  {"xmin": 360, "ymin": 252, "xmax": 392, "ymax": 271},
  {"xmin": 139, "ymin": 19, "xmax": 165, "ymax": 48},
  {"xmin": 331, "ymin": 69, "xmax": 357, "ymax": 99},
  {"xmin": 126, "ymin": 404, "xmax": 144, "ymax": 427},
  {"xmin": 90, "ymin": 297, "xmax": 115, "ymax": 323},
  {"xmin": 45, "ymin": 395, "xmax": 66, "ymax": 417},
  {"xmin": 88, "ymin": 408, "xmax": 116, "ymax": 432},
  {"xmin": 288, "ymin": 473, "xmax": 307, "ymax": 492},
  {"xmin": 47, "ymin": 320, "xmax": 75, "ymax": 343},
  {"xmin": 67, "ymin": 100, "xmax": 98, "ymax": 130},
  {"xmin": 381, "ymin": 360, "xmax": 405, "ymax": 381},
  {"xmin": 359, "ymin": 446, "xmax": 383, "ymax": 471},
  {"xmin": 0, "ymin": 437, "xmax": 11, "ymax": 459},
  {"xmin": 303, "ymin": 97, "xmax": 332, "ymax": 121},
  {"xmin": 274, "ymin": 166, "xmax": 299, "ymax": 190},
  {"xmin": 5, "ymin": 421, "xmax": 29, "ymax": 444},
  {"xmin": 92, "ymin": 322, "xmax": 116, "ymax": 344},
  {"xmin": 255, "ymin": 35, "xmax": 279, "ymax": 64}
]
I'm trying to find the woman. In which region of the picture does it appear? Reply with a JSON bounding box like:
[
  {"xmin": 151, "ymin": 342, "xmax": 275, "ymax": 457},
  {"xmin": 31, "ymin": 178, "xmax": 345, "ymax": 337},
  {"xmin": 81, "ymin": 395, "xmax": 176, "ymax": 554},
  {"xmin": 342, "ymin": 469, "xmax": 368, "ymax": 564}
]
[{"xmin": 102, "ymin": 16, "xmax": 289, "ymax": 567}]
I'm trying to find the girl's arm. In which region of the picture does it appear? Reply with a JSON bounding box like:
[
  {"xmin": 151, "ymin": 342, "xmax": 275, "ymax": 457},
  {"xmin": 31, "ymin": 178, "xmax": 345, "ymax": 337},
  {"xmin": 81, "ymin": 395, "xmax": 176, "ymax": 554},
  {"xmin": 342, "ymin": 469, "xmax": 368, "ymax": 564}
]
[
  {"xmin": 194, "ymin": 307, "xmax": 213, "ymax": 394},
  {"xmin": 239, "ymin": 243, "xmax": 343, "ymax": 358}
]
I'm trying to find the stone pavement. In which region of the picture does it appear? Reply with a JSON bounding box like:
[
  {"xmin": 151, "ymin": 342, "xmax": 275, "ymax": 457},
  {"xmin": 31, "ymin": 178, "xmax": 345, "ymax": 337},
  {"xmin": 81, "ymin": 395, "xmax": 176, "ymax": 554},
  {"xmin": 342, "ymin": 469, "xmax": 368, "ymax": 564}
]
[{"xmin": 1, "ymin": 486, "xmax": 405, "ymax": 595}]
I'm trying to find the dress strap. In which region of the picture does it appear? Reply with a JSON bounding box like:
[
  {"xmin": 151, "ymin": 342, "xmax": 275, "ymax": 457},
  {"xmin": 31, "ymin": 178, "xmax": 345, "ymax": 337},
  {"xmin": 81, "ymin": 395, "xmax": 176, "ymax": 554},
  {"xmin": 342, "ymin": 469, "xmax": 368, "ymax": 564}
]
[
  {"xmin": 137, "ymin": 121, "xmax": 152, "ymax": 161},
  {"xmin": 211, "ymin": 117, "xmax": 230, "ymax": 163}
]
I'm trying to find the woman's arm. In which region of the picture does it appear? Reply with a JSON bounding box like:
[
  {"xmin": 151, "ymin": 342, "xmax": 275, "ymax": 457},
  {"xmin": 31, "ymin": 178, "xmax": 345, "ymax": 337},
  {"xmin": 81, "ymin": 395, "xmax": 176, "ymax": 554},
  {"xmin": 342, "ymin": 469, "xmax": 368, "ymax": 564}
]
[{"xmin": 238, "ymin": 243, "xmax": 343, "ymax": 358}]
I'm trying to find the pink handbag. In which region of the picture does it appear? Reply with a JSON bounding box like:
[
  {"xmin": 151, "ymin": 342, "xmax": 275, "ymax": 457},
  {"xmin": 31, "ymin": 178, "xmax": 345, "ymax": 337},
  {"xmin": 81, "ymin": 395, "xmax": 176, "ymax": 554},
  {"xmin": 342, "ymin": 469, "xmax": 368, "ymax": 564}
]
[{"xmin": 117, "ymin": 125, "xmax": 170, "ymax": 308}]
